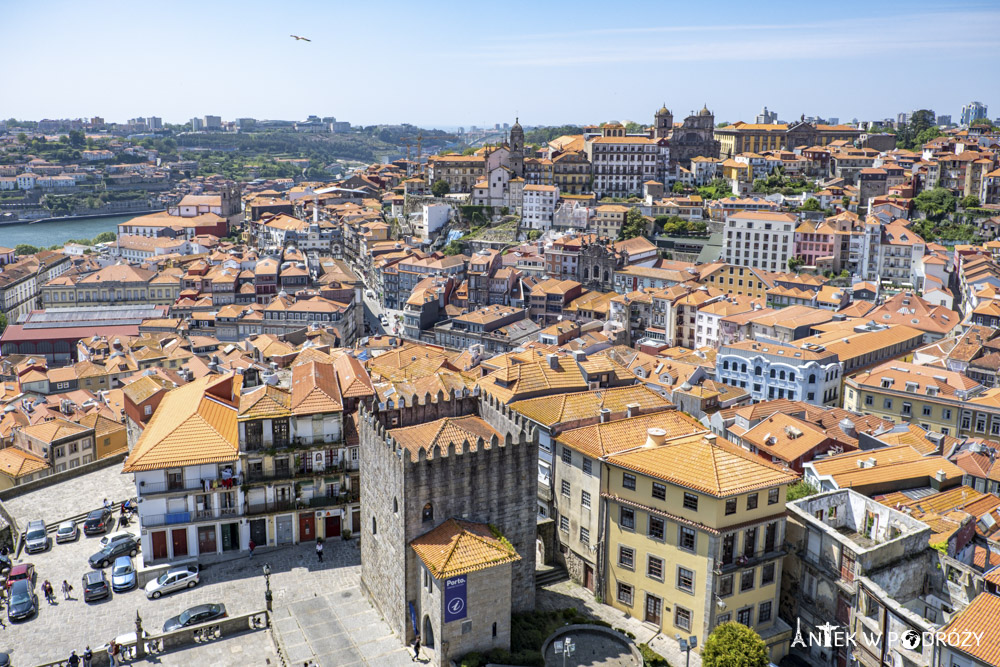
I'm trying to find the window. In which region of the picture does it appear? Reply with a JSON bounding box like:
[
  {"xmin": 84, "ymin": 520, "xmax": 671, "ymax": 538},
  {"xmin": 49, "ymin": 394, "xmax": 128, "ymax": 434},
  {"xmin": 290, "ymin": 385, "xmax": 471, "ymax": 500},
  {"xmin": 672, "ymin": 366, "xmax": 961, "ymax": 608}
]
[
  {"xmin": 762, "ymin": 563, "xmax": 775, "ymax": 586},
  {"xmin": 647, "ymin": 555, "xmax": 664, "ymax": 580},
  {"xmin": 677, "ymin": 566, "xmax": 694, "ymax": 593},
  {"xmin": 581, "ymin": 490, "xmax": 591, "ymax": 510},
  {"xmin": 922, "ymin": 405, "xmax": 932, "ymax": 417},
  {"xmin": 652, "ymin": 482, "xmax": 666, "ymax": 500},
  {"xmin": 620, "ymin": 507, "xmax": 635, "ymax": 530},
  {"xmin": 422, "ymin": 503, "xmax": 433, "ymax": 523},
  {"xmin": 768, "ymin": 488, "xmax": 779, "ymax": 505},
  {"xmin": 679, "ymin": 526, "xmax": 696, "ymax": 552},
  {"xmin": 372, "ymin": 516, "xmax": 377, "ymax": 535},
  {"xmin": 725, "ymin": 498, "xmax": 737, "ymax": 515},
  {"xmin": 648, "ymin": 516, "xmax": 665, "ymax": 540},
  {"xmin": 559, "ymin": 516, "xmax": 569, "ymax": 532},
  {"xmin": 617, "ymin": 582, "xmax": 634, "ymax": 606},
  {"xmin": 674, "ymin": 606, "xmax": 691, "ymax": 632},
  {"xmin": 737, "ymin": 607, "xmax": 753, "ymax": 626},
  {"xmin": 902, "ymin": 402, "xmax": 912, "ymax": 415},
  {"xmin": 582, "ymin": 458, "xmax": 592, "ymax": 476},
  {"xmin": 561, "ymin": 480, "xmax": 571, "ymax": 497},
  {"xmin": 741, "ymin": 569, "xmax": 755, "ymax": 592},
  {"xmin": 580, "ymin": 527, "xmax": 590, "ymax": 545},
  {"xmin": 619, "ymin": 545, "xmax": 635, "ymax": 570},
  {"xmin": 716, "ymin": 612, "xmax": 731, "ymax": 625},
  {"xmin": 747, "ymin": 493, "xmax": 758, "ymax": 510},
  {"xmin": 623, "ymin": 472, "xmax": 636, "ymax": 490},
  {"xmin": 719, "ymin": 575, "xmax": 734, "ymax": 598},
  {"xmin": 393, "ymin": 498, "xmax": 398, "ymax": 513},
  {"xmin": 144, "ymin": 405, "xmax": 152, "ymax": 416},
  {"xmin": 561, "ymin": 447, "xmax": 572, "ymax": 464},
  {"xmin": 884, "ymin": 398, "xmax": 893, "ymax": 410},
  {"xmin": 865, "ymin": 395, "xmax": 873, "ymax": 406},
  {"xmin": 683, "ymin": 492, "xmax": 699, "ymax": 511}
]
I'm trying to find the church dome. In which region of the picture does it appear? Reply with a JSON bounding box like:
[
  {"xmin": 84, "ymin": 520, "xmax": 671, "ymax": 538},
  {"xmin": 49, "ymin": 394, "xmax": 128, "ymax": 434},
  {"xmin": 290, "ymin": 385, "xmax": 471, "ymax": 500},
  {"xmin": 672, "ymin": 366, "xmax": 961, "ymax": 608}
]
[
  {"xmin": 699, "ymin": 104, "xmax": 712, "ymax": 117},
  {"xmin": 657, "ymin": 104, "xmax": 670, "ymax": 116},
  {"xmin": 511, "ymin": 117, "xmax": 522, "ymax": 131}
]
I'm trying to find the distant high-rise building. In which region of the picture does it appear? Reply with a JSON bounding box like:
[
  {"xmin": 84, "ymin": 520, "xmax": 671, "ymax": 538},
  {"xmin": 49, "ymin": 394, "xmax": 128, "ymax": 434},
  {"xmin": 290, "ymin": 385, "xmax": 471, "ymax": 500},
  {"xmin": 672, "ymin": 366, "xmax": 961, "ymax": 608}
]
[
  {"xmin": 961, "ymin": 101, "xmax": 988, "ymax": 126},
  {"xmin": 236, "ymin": 118, "xmax": 256, "ymax": 130},
  {"xmin": 937, "ymin": 114, "xmax": 952, "ymax": 126},
  {"xmin": 755, "ymin": 106, "xmax": 778, "ymax": 124},
  {"xmin": 494, "ymin": 123, "xmax": 501, "ymax": 130},
  {"xmin": 503, "ymin": 122, "xmax": 509, "ymax": 130},
  {"xmin": 827, "ymin": 117, "xmax": 839, "ymax": 125},
  {"xmin": 90, "ymin": 116, "xmax": 105, "ymax": 129},
  {"xmin": 204, "ymin": 115, "xmax": 222, "ymax": 130},
  {"xmin": 147, "ymin": 116, "xmax": 162, "ymax": 130},
  {"xmin": 190, "ymin": 117, "xmax": 204, "ymax": 131},
  {"xmin": 896, "ymin": 112, "xmax": 910, "ymax": 126}
]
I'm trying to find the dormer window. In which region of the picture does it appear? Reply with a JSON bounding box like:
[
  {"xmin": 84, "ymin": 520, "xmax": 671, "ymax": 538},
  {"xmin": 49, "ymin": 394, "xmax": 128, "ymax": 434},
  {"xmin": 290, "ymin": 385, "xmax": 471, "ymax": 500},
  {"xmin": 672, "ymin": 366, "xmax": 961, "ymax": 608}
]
[{"xmin": 881, "ymin": 378, "xmax": 893, "ymax": 389}]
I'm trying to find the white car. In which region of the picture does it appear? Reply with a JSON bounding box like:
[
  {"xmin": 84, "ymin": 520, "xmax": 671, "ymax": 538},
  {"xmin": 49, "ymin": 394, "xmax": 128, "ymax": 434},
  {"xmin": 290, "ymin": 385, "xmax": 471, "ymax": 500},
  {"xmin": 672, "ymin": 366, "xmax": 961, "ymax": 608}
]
[
  {"xmin": 144, "ymin": 565, "xmax": 200, "ymax": 599},
  {"xmin": 55, "ymin": 520, "xmax": 79, "ymax": 543},
  {"xmin": 100, "ymin": 531, "xmax": 137, "ymax": 548}
]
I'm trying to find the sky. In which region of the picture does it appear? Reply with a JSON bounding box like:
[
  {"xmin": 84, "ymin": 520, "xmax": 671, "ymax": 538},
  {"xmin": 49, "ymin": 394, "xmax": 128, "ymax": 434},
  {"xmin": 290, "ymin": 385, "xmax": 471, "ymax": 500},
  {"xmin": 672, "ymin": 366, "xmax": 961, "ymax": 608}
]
[{"xmin": 3, "ymin": 0, "xmax": 999, "ymax": 129}]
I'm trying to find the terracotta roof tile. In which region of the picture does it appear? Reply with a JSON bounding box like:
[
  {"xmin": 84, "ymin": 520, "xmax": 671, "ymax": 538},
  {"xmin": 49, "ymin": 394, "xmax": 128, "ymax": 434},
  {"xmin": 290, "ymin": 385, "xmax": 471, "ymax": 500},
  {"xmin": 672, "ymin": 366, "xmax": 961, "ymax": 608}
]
[
  {"xmin": 939, "ymin": 591, "xmax": 1000, "ymax": 664},
  {"xmin": 410, "ymin": 519, "xmax": 521, "ymax": 579}
]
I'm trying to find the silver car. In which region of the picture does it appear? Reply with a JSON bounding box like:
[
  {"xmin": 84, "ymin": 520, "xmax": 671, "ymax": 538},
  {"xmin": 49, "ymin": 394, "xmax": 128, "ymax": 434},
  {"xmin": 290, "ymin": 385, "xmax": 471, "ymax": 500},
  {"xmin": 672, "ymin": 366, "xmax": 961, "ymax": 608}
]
[
  {"xmin": 100, "ymin": 531, "xmax": 136, "ymax": 548},
  {"xmin": 55, "ymin": 521, "xmax": 78, "ymax": 544},
  {"xmin": 23, "ymin": 520, "xmax": 49, "ymax": 554},
  {"xmin": 144, "ymin": 566, "xmax": 199, "ymax": 599}
]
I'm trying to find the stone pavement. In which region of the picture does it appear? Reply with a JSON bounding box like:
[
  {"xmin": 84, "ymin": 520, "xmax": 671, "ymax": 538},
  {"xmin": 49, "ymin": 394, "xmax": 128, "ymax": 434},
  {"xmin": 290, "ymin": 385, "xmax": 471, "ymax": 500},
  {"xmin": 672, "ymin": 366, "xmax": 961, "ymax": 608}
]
[
  {"xmin": 270, "ymin": 583, "xmax": 414, "ymax": 667},
  {"xmin": 537, "ymin": 579, "xmax": 702, "ymax": 667},
  {"xmin": 4, "ymin": 464, "xmax": 135, "ymax": 528}
]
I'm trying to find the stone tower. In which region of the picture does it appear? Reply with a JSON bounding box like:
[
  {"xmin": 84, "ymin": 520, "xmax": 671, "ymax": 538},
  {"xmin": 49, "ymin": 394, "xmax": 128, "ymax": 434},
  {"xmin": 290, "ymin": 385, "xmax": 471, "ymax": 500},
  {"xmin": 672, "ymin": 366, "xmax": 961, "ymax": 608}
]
[
  {"xmin": 654, "ymin": 103, "xmax": 673, "ymax": 139},
  {"xmin": 509, "ymin": 118, "xmax": 524, "ymax": 178}
]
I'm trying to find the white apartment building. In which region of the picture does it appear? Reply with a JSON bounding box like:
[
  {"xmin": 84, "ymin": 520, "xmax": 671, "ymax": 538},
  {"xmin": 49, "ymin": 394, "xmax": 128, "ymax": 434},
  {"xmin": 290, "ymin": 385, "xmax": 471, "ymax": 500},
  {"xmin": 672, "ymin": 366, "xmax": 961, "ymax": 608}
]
[
  {"xmin": 585, "ymin": 124, "xmax": 659, "ymax": 198},
  {"xmin": 723, "ymin": 211, "xmax": 798, "ymax": 272},
  {"xmin": 521, "ymin": 185, "xmax": 558, "ymax": 230},
  {"xmin": 716, "ymin": 340, "xmax": 842, "ymax": 406},
  {"xmin": 878, "ymin": 223, "xmax": 926, "ymax": 289}
]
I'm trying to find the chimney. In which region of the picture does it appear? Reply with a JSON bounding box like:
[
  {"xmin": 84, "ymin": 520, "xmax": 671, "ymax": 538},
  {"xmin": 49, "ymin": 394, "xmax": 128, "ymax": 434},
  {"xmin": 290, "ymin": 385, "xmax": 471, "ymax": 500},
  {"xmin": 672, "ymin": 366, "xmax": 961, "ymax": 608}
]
[
  {"xmin": 546, "ymin": 353, "xmax": 559, "ymax": 370},
  {"xmin": 934, "ymin": 469, "xmax": 947, "ymax": 482},
  {"xmin": 599, "ymin": 408, "xmax": 611, "ymax": 423},
  {"xmin": 573, "ymin": 350, "xmax": 587, "ymax": 362},
  {"xmin": 645, "ymin": 427, "xmax": 667, "ymax": 448},
  {"xmin": 704, "ymin": 433, "xmax": 717, "ymax": 444},
  {"xmin": 626, "ymin": 403, "xmax": 640, "ymax": 418}
]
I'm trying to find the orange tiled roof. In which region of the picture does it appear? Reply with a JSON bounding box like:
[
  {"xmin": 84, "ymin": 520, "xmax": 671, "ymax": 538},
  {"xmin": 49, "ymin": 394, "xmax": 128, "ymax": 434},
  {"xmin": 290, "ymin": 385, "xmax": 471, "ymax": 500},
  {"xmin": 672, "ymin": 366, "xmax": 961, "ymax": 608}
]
[
  {"xmin": 122, "ymin": 374, "xmax": 241, "ymax": 472},
  {"xmin": 0, "ymin": 447, "xmax": 49, "ymax": 479},
  {"xmin": 389, "ymin": 415, "xmax": 499, "ymax": 458},
  {"xmin": 238, "ymin": 384, "xmax": 292, "ymax": 420},
  {"xmin": 510, "ymin": 385, "xmax": 672, "ymax": 427},
  {"xmin": 290, "ymin": 361, "xmax": 343, "ymax": 416},
  {"xmin": 410, "ymin": 519, "xmax": 521, "ymax": 579},
  {"xmin": 939, "ymin": 591, "xmax": 1000, "ymax": 665}
]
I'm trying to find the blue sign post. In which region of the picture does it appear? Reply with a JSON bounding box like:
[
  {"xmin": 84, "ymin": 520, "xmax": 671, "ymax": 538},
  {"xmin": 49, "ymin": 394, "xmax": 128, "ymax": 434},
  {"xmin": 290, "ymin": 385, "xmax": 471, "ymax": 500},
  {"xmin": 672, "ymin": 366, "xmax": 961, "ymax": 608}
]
[{"xmin": 444, "ymin": 576, "xmax": 467, "ymax": 623}]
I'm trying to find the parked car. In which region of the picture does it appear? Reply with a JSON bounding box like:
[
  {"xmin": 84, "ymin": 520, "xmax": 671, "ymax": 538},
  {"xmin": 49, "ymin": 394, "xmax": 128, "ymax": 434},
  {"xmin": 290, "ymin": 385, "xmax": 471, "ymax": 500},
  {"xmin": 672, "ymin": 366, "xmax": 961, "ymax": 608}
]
[
  {"xmin": 88, "ymin": 537, "xmax": 138, "ymax": 569},
  {"xmin": 83, "ymin": 570, "xmax": 111, "ymax": 602},
  {"xmin": 0, "ymin": 651, "xmax": 10, "ymax": 667},
  {"xmin": 5, "ymin": 563, "xmax": 36, "ymax": 590},
  {"xmin": 100, "ymin": 531, "xmax": 137, "ymax": 548},
  {"xmin": 23, "ymin": 520, "xmax": 49, "ymax": 554},
  {"xmin": 162, "ymin": 603, "xmax": 227, "ymax": 632},
  {"xmin": 144, "ymin": 565, "xmax": 200, "ymax": 599},
  {"xmin": 7, "ymin": 579, "xmax": 38, "ymax": 621},
  {"xmin": 56, "ymin": 520, "xmax": 79, "ymax": 544},
  {"xmin": 83, "ymin": 508, "xmax": 113, "ymax": 536},
  {"xmin": 111, "ymin": 556, "xmax": 137, "ymax": 592}
]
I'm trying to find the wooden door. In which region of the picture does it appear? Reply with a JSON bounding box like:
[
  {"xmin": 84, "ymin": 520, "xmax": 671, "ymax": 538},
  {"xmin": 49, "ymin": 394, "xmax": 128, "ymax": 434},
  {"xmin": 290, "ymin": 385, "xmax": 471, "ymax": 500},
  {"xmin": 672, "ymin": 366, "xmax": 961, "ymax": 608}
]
[
  {"xmin": 644, "ymin": 594, "xmax": 662, "ymax": 625},
  {"xmin": 299, "ymin": 513, "xmax": 316, "ymax": 542},
  {"xmin": 351, "ymin": 508, "xmax": 360, "ymax": 533},
  {"xmin": 197, "ymin": 526, "xmax": 217, "ymax": 555},
  {"xmin": 171, "ymin": 528, "xmax": 188, "ymax": 557},
  {"xmin": 151, "ymin": 531, "xmax": 168, "ymax": 560},
  {"xmin": 584, "ymin": 564, "xmax": 594, "ymax": 591},
  {"xmin": 325, "ymin": 515, "xmax": 341, "ymax": 538}
]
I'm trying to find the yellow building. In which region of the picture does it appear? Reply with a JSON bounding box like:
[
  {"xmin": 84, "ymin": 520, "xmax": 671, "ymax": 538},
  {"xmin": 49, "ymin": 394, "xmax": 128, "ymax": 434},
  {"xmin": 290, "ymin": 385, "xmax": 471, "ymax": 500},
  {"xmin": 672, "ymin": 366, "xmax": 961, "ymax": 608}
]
[
  {"xmin": 80, "ymin": 413, "xmax": 128, "ymax": 459},
  {"xmin": 602, "ymin": 427, "xmax": 798, "ymax": 661},
  {"xmin": 696, "ymin": 263, "xmax": 775, "ymax": 300}
]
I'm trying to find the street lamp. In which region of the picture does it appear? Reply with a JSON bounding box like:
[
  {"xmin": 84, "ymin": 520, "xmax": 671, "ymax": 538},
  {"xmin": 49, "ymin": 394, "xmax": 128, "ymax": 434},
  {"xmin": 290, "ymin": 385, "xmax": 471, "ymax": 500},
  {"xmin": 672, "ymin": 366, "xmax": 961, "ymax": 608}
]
[
  {"xmin": 263, "ymin": 563, "xmax": 272, "ymax": 612},
  {"xmin": 676, "ymin": 634, "xmax": 697, "ymax": 667}
]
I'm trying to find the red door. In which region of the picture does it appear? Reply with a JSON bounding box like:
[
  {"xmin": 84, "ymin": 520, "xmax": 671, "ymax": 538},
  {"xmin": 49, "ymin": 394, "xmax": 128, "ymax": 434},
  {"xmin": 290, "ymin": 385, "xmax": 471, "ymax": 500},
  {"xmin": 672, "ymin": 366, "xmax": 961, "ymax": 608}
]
[
  {"xmin": 151, "ymin": 531, "xmax": 168, "ymax": 560},
  {"xmin": 299, "ymin": 513, "xmax": 316, "ymax": 542},
  {"xmin": 584, "ymin": 564, "xmax": 594, "ymax": 591},
  {"xmin": 325, "ymin": 516, "xmax": 341, "ymax": 538},
  {"xmin": 171, "ymin": 528, "xmax": 188, "ymax": 557}
]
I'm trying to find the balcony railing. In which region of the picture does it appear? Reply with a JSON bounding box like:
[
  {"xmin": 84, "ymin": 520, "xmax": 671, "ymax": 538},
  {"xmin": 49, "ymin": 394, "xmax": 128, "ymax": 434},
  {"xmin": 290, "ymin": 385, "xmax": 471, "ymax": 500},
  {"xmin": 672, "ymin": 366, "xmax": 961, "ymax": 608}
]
[
  {"xmin": 716, "ymin": 545, "xmax": 785, "ymax": 573},
  {"xmin": 138, "ymin": 478, "xmax": 237, "ymax": 496},
  {"xmin": 245, "ymin": 499, "xmax": 297, "ymax": 516},
  {"xmin": 245, "ymin": 463, "xmax": 350, "ymax": 484},
  {"xmin": 141, "ymin": 505, "xmax": 241, "ymax": 528}
]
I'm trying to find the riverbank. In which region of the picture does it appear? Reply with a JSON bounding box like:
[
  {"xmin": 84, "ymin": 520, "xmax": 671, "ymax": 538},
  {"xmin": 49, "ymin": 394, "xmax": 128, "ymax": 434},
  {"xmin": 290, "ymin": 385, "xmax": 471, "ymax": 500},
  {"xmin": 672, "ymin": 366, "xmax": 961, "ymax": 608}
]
[{"xmin": 0, "ymin": 208, "xmax": 164, "ymax": 226}]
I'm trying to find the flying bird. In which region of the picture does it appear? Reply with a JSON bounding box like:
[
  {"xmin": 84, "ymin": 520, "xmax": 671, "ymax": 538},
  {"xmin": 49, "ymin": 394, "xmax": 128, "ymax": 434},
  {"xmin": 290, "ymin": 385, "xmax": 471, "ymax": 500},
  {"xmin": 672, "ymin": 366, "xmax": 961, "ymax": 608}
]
[{"xmin": 290, "ymin": 35, "xmax": 311, "ymax": 42}]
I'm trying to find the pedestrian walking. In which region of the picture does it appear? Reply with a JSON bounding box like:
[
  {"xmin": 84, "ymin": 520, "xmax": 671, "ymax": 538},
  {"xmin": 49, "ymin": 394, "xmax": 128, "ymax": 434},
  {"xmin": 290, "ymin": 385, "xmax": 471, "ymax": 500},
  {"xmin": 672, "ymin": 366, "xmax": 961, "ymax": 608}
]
[
  {"xmin": 249, "ymin": 539, "xmax": 256, "ymax": 559},
  {"xmin": 412, "ymin": 633, "xmax": 421, "ymax": 661},
  {"xmin": 42, "ymin": 580, "xmax": 54, "ymax": 604},
  {"xmin": 83, "ymin": 646, "xmax": 93, "ymax": 667},
  {"xmin": 316, "ymin": 539, "xmax": 323, "ymax": 562},
  {"xmin": 107, "ymin": 639, "xmax": 119, "ymax": 667},
  {"xmin": 62, "ymin": 580, "xmax": 72, "ymax": 600},
  {"xmin": 68, "ymin": 650, "xmax": 80, "ymax": 667}
]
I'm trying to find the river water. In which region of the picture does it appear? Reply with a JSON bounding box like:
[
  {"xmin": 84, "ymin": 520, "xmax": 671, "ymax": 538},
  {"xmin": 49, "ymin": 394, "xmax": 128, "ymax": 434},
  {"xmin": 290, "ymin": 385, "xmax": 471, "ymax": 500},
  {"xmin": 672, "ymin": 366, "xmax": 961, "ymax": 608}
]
[{"xmin": 0, "ymin": 213, "xmax": 139, "ymax": 249}]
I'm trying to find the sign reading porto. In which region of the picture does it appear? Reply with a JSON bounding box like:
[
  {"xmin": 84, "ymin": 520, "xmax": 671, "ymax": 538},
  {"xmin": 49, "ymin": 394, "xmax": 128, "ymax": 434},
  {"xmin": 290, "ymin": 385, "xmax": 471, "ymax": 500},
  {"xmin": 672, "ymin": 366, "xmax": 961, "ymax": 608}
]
[{"xmin": 444, "ymin": 576, "xmax": 467, "ymax": 623}]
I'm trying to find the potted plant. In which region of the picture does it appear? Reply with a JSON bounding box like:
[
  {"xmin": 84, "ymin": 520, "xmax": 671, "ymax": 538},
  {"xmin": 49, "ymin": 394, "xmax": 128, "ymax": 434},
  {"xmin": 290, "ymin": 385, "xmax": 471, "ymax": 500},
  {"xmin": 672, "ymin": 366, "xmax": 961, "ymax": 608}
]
[{"xmin": 342, "ymin": 528, "xmax": 352, "ymax": 541}]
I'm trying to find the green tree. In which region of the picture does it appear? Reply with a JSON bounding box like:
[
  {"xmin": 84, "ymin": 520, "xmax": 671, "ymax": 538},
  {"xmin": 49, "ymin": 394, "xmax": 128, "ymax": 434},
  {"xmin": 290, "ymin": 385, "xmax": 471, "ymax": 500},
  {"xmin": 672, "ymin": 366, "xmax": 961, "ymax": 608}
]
[
  {"xmin": 788, "ymin": 256, "xmax": 805, "ymax": 272},
  {"xmin": 0, "ymin": 312, "xmax": 6, "ymax": 333},
  {"xmin": 14, "ymin": 244, "xmax": 39, "ymax": 256},
  {"xmin": 913, "ymin": 187, "xmax": 956, "ymax": 221},
  {"xmin": 527, "ymin": 229, "xmax": 541, "ymax": 240},
  {"xmin": 672, "ymin": 181, "xmax": 686, "ymax": 194},
  {"xmin": 787, "ymin": 480, "xmax": 819, "ymax": 501},
  {"xmin": 619, "ymin": 207, "xmax": 649, "ymax": 240},
  {"xmin": 16, "ymin": 133, "xmax": 26, "ymax": 144},
  {"xmin": 800, "ymin": 197, "xmax": 822, "ymax": 212},
  {"xmin": 93, "ymin": 231, "xmax": 117, "ymax": 244},
  {"xmin": 702, "ymin": 622, "xmax": 769, "ymax": 667},
  {"xmin": 431, "ymin": 180, "xmax": 450, "ymax": 198},
  {"xmin": 624, "ymin": 121, "xmax": 645, "ymax": 134},
  {"xmin": 960, "ymin": 195, "xmax": 981, "ymax": 209},
  {"xmin": 68, "ymin": 130, "xmax": 85, "ymax": 148},
  {"xmin": 909, "ymin": 109, "xmax": 936, "ymax": 136}
]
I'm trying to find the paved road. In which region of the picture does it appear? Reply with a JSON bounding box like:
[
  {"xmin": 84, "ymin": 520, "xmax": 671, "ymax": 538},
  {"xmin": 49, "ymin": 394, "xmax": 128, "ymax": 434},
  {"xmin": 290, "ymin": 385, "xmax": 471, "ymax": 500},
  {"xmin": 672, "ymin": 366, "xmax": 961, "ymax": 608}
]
[{"xmin": 5, "ymin": 464, "xmax": 135, "ymax": 529}]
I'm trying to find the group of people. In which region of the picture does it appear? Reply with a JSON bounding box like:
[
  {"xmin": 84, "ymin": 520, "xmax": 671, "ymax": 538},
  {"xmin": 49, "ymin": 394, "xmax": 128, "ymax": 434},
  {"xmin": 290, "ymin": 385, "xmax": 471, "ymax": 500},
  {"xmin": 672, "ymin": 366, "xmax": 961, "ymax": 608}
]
[
  {"xmin": 38, "ymin": 579, "xmax": 74, "ymax": 604},
  {"xmin": 67, "ymin": 639, "xmax": 125, "ymax": 667}
]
